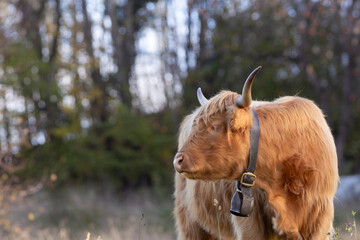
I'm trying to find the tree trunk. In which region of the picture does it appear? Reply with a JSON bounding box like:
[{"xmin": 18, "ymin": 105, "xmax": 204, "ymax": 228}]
[
  {"xmin": 333, "ymin": 0, "xmax": 358, "ymax": 169},
  {"xmin": 49, "ymin": 0, "xmax": 61, "ymax": 62},
  {"xmin": 106, "ymin": 0, "xmax": 134, "ymax": 108},
  {"xmin": 335, "ymin": 52, "xmax": 355, "ymax": 169},
  {"xmin": 186, "ymin": 0, "xmax": 193, "ymax": 70},
  {"xmin": 1, "ymin": 91, "xmax": 11, "ymax": 151},
  {"xmin": 120, "ymin": 0, "xmax": 135, "ymax": 108},
  {"xmin": 17, "ymin": 0, "xmax": 46, "ymax": 59},
  {"xmin": 81, "ymin": 0, "xmax": 108, "ymax": 123},
  {"xmin": 159, "ymin": 2, "xmax": 180, "ymax": 133},
  {"xmin": 197, "ymin": 8, "xmax": 208, "ymax": 66}
]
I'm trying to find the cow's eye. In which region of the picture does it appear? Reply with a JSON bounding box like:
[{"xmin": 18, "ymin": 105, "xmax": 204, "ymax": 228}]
[{"xmin": 211, "ymin": 125, "xmax": 221, "ymax": 132}]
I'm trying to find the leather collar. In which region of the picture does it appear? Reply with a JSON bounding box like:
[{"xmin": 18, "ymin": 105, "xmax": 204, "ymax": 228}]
[{"xmin": 230, "ymin": 109, "xmax": 260, "ymax": 217}]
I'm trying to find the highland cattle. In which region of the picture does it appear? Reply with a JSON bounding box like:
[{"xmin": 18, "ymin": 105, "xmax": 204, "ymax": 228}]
[{"xmin": 173, "ymin": 67, "xmax": 339, "ymax": 240}]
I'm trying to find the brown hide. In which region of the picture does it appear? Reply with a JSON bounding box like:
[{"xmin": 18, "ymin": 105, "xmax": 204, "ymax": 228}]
[{"xmin": 173, "ymin": 91, "xmax": 338, "ymax": 240}]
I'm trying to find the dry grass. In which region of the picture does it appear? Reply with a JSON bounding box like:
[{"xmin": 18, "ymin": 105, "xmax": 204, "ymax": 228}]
[
  {"xmin": 0, "ymin": 179, "xmax": 358, "ymax": 240},
  {"xmin": 0, "ymin": 183, "xmax": 175, "ymax": 240}
]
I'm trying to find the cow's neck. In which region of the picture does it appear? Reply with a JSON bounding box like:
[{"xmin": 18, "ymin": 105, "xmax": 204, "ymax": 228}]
[
  {"xmin": 253, "ymin": 105, "xmax": 300, "ymax": 191},
  {"xmin": 230, "ymin": 109, "xmax": 260, "ymax": 217}
]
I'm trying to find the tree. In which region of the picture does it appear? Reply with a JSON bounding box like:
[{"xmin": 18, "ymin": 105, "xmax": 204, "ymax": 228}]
[
  {"xmin": 181, "ymin": 0, "xmax": 360, "ymax": 172},
  {"xmin": 0, "ymin": 0, "xmax": 176, "ymax": 187}
]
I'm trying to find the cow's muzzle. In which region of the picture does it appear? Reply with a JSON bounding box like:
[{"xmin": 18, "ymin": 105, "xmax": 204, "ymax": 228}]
[{"xmin": 173, "ymin": 152, "xmax": 191, "ymax": 173}]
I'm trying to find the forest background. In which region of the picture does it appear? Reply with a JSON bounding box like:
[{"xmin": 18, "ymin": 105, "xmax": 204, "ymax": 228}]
[{"xmin": 0, "ymin": 0, "xmax": 359, "ymax": 239}]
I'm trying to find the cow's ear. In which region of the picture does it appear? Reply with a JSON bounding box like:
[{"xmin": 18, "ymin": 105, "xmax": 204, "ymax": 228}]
[{"xmin": 227, "ymin": 106, "xmax": 252, "ymax": 132}]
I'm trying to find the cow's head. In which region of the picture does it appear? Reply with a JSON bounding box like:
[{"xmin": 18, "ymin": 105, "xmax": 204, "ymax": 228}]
[{"xmin": 174, "ymin": 66, "xmax": 262, "ymax": 181}]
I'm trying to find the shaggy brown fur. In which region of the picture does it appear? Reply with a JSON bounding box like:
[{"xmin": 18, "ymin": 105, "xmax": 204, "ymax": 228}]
[{"xmin": 174, "ymin": 91, "xmax": 338, "ymax": 240}]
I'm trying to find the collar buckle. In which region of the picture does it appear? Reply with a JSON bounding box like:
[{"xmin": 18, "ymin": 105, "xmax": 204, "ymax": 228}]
[{"xmin": 240, "ymin": 172, "xmax": 256, "ymax": 187}]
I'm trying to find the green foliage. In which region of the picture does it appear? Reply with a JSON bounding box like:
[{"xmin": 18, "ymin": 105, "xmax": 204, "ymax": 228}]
[
  {"xmin": 183, "ymin": 2, "xmax": 303, "ymax": 110},
  {"xmin": 3, "ymin": 41, "xmax": 60, "ymax": 100},
  {"xmin": 17, "ymin": 107, "xmax": 174, "ymax": 189}
]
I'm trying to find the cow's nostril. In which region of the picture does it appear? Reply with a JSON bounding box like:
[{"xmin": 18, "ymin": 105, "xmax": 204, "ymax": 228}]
[
  {"xmin": 174, "ymin": 155, "xmax": 183, "ymax": 167},
  {"xmin": 173, "ymin": 152, "xmax": 192, "ymax": 173},
  {"xmin": 174, "ymin": 153, "xmax": 187, "ymax": 172}
]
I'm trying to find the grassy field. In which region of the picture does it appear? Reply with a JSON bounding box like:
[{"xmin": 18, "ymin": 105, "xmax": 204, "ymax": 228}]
[
  {"xmin": 0, "ymin": 183, "xmax": 359, "ymax": 240},
  {"xmin": 0, "ymin": 184, "xmax": 175, "ymax": 240}
]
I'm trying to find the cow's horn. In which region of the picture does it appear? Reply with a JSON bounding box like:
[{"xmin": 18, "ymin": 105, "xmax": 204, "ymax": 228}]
[
  {"xmin": 197, "ymin": 88, "xmax": 208, "ymax": 106},
  {"xmin": 235, "ymin": 66, "xmax": 262, "ymax": 108}
]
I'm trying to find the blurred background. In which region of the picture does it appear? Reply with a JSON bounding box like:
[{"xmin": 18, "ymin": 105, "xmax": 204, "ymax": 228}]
[{"xmin": 0, "ymin": 0, "xmax": 359, "ymax": 239}]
